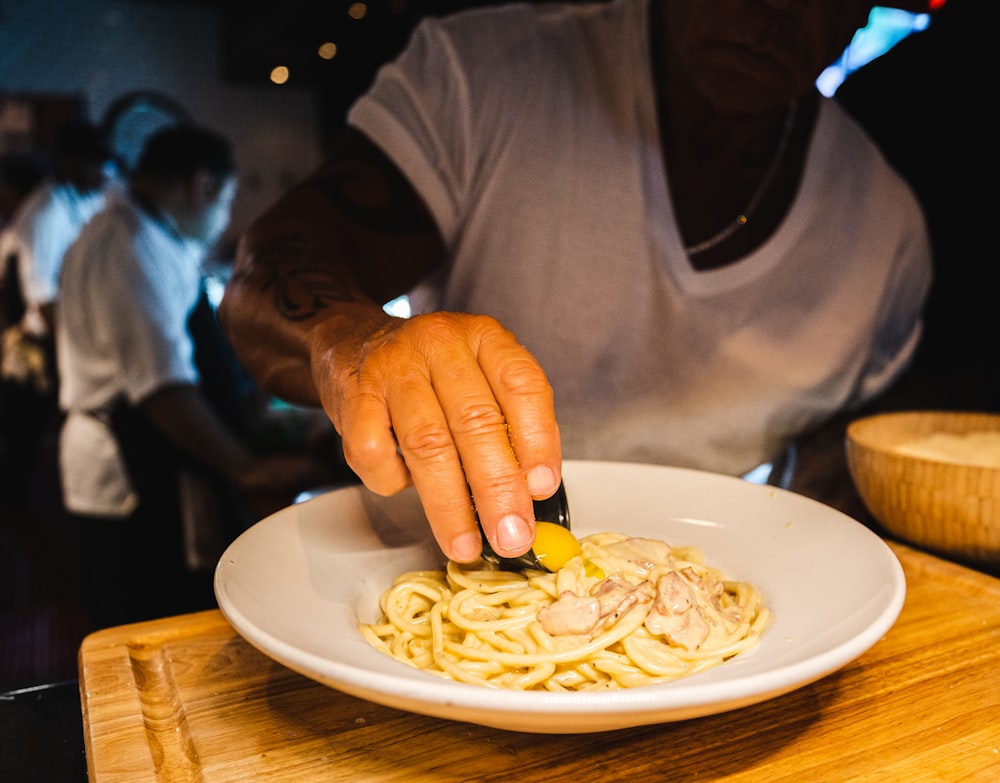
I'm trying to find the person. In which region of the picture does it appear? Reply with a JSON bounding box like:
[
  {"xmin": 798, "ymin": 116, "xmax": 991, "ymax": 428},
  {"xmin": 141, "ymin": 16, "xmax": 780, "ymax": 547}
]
[
  {"xmin": 0, "ymin": 124, "xmax": 111, "ymax": 511},
  {"xmin": 219, "ymin": 0, "xmax": 934, "ymax": 565},
  {"xmin": 0, "ymin": 122, "xmax": 111, "ymax": 340},
  {"xmin": 0, "ymin": 153, "xmax": 46, "ymax": 486},
  {"xmin": 57, "ymin": 125, "xmax": 328, "ymax": 628}
]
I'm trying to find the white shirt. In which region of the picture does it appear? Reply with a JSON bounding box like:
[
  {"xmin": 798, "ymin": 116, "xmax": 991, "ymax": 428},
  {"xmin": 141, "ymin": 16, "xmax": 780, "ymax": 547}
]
[
  {"xmin": 57, "ymin": 192, "xmax": 204, "ymax": 515},
  {"xmin": 0, "ymin": 179, "xmax": 105, "ymax": 336},
  {"xmin": 348, "ymin": 0, "xmax": 932, "ymax": 476}
]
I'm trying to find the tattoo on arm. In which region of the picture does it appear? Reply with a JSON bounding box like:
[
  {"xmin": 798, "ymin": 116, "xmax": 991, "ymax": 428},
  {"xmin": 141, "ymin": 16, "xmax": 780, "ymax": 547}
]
[
  {"xmin": 234, "ymin": 131, "xmax": 441, "ymax": 324},
  {"xmin": 244, "ymin": 232, "xmax": 359, "ymax": 323}
]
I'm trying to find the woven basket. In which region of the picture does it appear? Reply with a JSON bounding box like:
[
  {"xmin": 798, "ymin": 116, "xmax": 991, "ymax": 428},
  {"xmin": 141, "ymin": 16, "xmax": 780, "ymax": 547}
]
[{"xmin": 846, "ymin": 411, "xmax": 1000, "ymax": 566}]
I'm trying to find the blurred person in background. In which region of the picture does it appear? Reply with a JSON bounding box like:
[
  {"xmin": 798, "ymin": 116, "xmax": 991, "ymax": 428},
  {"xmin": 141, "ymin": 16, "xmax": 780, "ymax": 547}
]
[
  {"xmin": 57, "ymin": 125, "xmax": 328, "ymax": 629},
  {"xmin": 0, "ymin": 123, "xmax": 112, "ymax": 512},
  {"xmin": 0, "ymin": 152, "xmax": 48, "ymax": 365},
  {"xmin": 220, "ymin": 0, "xmax": 935, "ymax": 564},
  {"xmin": 1, "ymin": 122, "xmax": 111, "ymax": 341}
]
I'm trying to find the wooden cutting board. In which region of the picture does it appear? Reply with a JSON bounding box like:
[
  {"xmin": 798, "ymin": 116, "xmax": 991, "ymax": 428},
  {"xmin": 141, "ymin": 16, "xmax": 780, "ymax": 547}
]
[{"xmin": 79, "ymin": 542, "xmax": 1000, "ymax": 782}]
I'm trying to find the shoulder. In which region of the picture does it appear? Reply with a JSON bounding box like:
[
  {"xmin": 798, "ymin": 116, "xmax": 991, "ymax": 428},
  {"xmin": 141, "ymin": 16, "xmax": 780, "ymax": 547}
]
[
  {"xmin": 61, "ymin": 198, "xmax": 140, "ymax": 279},
  {"xmin": 73, "ymin": 196, "xmax": 138, "ymax": 247},
  {"xmin": 6, "ymin": 181, "xmax": 57, "ymax": 232},
  {"xmin": 815, "ymin": 98, "xmax": 905, "ymax": 177},
  {"xmin": 426, "ymin": 2, "xmax": 592, "ymax": 41},
  {"xmin": 815, "ymin": 98, "xmax": 880, "ymax": 153},
  {"xmin": 814, "ymin": 98, "xmax": 922, "ymax": 210},
  {"xmin": 412, "ymin": 0, "xmax": 640, "ymax": 74},
  {"xmin": 30, "ymin": 182, "xmax": 87, "ymax": 223},
  {"xmin": 367, "ymin": 0, "xmax": 646, "ymax": 133}
]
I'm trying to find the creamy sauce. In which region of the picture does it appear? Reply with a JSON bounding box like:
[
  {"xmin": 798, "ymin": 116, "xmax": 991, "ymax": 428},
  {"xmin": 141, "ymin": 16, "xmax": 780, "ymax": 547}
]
[{"xmin": 536, "ymin": 539, "xmax": 731, "ymax": 651}]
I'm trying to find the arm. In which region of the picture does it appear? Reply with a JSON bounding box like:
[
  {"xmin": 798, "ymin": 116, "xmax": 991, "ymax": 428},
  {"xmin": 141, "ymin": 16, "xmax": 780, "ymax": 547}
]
[
  {"xmin": 140, "ymin": 383, "xmax": 326, "ymax": 495},
  {"xmin": 141, "ymin": 383, "xmax": 252, "ymax": 479},
  {"xmin": 219, "ymin": 129, "xmax": 562, "ymax": 562}
]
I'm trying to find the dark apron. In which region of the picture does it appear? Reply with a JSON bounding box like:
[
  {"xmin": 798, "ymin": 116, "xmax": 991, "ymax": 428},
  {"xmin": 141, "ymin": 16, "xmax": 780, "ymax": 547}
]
[{"xmin": 105, "ymin": 287, "xmax": 250, "ymax": 514}]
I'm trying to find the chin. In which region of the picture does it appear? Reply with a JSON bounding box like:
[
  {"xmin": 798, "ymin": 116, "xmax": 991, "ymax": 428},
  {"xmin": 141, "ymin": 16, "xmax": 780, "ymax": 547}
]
[{"xmin": 694, "ymin": 74, "xmax": 801, "ymax": 117}]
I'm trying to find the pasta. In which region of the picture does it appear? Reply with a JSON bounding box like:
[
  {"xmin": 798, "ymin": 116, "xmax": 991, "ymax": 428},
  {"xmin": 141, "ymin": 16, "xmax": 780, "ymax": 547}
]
[{"xmin": 359, "ymin": 532, "xmax": 769, "ymax": 691}]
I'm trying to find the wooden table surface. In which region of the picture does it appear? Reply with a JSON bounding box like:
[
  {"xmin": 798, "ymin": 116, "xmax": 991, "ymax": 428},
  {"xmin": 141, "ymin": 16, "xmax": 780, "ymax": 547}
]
[{"xmin": 79, "ymin": 541, "xmax": 1000, "ymax": 783}]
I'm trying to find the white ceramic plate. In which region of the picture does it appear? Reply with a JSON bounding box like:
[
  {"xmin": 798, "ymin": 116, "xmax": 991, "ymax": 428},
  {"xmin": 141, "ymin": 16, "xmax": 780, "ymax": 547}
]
[{"xmin": 215, "ymin": 460, "xmax": 905, "ymax": 733}]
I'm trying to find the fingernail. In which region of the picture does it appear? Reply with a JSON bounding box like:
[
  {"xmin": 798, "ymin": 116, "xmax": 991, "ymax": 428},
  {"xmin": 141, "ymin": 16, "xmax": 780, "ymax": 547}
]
[
  {"xmin": 450, "ymin": 532, "xmax": 483, "ymax": 563},
  {"xmin": 526, "ymin": 465, "xmax": 557, "ymax": 496},
  {"xmin": 496, "ymin": 514, "xmax": 532, "ymax": 554}
]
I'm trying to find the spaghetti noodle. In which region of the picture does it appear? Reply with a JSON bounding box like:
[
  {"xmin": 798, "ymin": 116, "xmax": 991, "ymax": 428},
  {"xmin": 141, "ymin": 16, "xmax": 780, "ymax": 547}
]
[{"xmin": 359, "ymin": 532, "xmax": 769, "ymax": 690}]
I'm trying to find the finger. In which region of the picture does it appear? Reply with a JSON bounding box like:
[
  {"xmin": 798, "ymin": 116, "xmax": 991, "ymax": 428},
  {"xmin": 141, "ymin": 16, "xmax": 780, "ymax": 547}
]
[
  {"xmin": 337, "ymin": 387, "xmax": 413, "ymax": 497},
  {"xmin": 386, "ymin": 370, "xmax": 486, "ymax": 562},
  {"xmin": 477, "ymin": 327, "xmax": 562, "ymax": 500},
  {"xmin": 427, "ymin": 327, "xmax": 536, "ymax": 559}
]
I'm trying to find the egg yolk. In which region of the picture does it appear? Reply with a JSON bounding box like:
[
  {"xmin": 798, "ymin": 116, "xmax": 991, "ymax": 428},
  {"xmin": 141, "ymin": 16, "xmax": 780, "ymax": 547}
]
[{"xmin": 532, "ymin": 522, "xmax": 582, "ymax": 571}]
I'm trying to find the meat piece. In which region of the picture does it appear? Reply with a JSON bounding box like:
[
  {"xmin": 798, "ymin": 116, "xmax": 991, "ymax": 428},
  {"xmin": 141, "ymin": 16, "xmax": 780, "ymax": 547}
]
[
  {"xmin": 644, "ymin": 571, "xmax": 711, "ymax": 650},
  {"xmin": 592, "ymin": 577, "xmax": 655, "ymax": 632},
  {"xmin": 656, "ymin": 570, "xmax": 695, "ymax": 614},
  {"xmin": 591, "ymin": 576, "xmax": 635, "ymax": 615},
  {"xmin": 538, "ymin": 591, "xmax": 602, "ymax": 636},
  {"xmin": 680, "ymin": 566, "xmax": 708, "ymax": 593},
  {"xmin": 539, "ymin": 578, "xmax": 657, "ymax": 636}
]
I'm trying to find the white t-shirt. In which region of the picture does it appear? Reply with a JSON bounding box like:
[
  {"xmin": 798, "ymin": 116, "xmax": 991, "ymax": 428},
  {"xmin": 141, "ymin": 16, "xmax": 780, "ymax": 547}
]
[
  {"xmin": 348, "ymin": 0, "xmax": 932, "ymax": 475},
  {"xmin": 0, "ymin": 179, "xmax": 105, "ymax": 336},
  {"xmin": 57, "ymin": 192, "xmax": 204, "ymax": 515}
]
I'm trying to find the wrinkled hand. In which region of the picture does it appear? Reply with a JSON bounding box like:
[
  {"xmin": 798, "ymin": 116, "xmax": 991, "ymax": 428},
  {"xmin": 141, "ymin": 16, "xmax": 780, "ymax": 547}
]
[{"xmin": 313, "ymin": 311, "xmax": 562, "ymax": 562}]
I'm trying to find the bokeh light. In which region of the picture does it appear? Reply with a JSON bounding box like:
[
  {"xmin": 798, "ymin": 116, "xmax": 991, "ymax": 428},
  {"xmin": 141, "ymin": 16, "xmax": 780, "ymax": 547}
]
[{"xmin": 270, "ymin": 65, "xmax": 290, "ymax": 85}]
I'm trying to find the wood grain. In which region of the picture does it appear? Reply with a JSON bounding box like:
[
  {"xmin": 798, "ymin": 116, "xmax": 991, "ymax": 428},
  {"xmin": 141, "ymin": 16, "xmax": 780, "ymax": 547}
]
[
  {"xmin": 79, "ymin": 543, "xmax": 1000, "ymax": 782},
  {"xmin": 846, "ymin": 411, "xmax": 1000, "ymax": 563}
]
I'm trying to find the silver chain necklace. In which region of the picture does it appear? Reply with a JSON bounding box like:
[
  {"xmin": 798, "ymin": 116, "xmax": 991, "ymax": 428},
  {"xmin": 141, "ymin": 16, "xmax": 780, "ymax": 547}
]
[{"xmin": 684, "ymin": 100, "xmax": 798, "ymax": 257}]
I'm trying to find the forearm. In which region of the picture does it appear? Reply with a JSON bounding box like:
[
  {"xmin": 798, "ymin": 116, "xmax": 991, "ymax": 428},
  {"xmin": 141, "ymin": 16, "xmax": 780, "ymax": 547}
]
[
  {"xmin": 218, "ymin": 183, "xmax": 383, "ymax": 404},
  {"xmin": 219, "ymin": 133, "xmax": 443, "ymax": 407},
  {"xmin": 216, "ymin": 129, "xmax": 562, "ymax": 562},
  {"xmin": 140, "ymin": 383, "xmax": 333, "ymax": 500},
  {"xmin": 140, "ymin": 383, "xmax": 253, "ymax": 481}
]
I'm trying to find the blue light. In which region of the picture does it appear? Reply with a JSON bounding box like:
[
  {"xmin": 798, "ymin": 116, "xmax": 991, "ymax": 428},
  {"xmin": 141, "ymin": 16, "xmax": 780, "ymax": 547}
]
[{"xmin": 817, "ymin": 8, "xmax": 931, "ymax": 97}]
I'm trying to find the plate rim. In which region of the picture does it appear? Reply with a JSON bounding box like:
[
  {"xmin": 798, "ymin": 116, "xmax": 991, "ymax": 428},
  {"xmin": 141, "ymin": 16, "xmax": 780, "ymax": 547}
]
[{"xmin": 215, "ymin": 460, "xmax": 906, "ymax": 729}]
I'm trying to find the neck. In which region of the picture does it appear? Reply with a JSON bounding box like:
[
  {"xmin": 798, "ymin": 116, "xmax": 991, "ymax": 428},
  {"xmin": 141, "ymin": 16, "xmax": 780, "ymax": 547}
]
[{"xmin": 648, "ymin": 0, "xmax": 815, "ymax": 163}]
